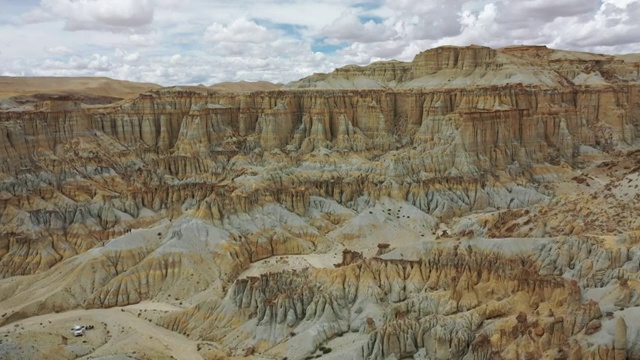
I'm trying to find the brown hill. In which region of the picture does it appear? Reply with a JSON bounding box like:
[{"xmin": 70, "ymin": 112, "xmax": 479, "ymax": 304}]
[{"xmin": 0, "ymin": 76, "xmax": 161, "ymax": 99}]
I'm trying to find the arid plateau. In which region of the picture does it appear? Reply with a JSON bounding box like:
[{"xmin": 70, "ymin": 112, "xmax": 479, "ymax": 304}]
[{"xmin": 1, "ymin": 45, "xmax": 640, "ymax": 360}]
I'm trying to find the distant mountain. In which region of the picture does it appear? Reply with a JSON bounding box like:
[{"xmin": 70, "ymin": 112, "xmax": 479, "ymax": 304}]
[
  {"xmin": 0, "ymin": 76, "xmax": 161, "ymax": 100},
  {"xmin": 209, "ymin": 80, "xmax": 283, "ymax": 92}
]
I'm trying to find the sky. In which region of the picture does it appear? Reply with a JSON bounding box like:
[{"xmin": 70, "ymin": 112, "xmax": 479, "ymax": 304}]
[{"xmin": 1, "ymin": 0, "xmax": 639, "ymax": 86}]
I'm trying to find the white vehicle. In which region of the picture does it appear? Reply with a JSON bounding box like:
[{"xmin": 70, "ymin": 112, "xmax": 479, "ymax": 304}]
[{"xmin": 71, "ymin": 325, "xmax": 86, "ymax": 337}]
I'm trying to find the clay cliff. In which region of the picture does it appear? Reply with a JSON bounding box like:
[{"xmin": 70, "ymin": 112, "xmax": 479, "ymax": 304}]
[
  {"xmin": 288, "ymin": 45, "xmax": 640, "ymax": 89},
  {"xmin": 1, "ymin": 45, "xmax": 640, "ymax": 360}
]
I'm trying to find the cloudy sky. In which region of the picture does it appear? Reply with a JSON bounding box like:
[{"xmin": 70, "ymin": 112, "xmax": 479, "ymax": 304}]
[{"xmin": 1, "ymin": 0, "xmax": 639, "ymax": 85}]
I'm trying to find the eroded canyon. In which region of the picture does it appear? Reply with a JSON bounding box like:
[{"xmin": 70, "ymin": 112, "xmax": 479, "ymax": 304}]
[{"xmin": 1, "ymin": 45, "xmax": 640, "ymax": 360}]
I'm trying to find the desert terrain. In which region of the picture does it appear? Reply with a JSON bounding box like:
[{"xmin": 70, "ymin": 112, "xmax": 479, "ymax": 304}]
[
  {"xmin": 0, "ymin": 77, "xmax": 162, "ymax": 99},
  {"xmin": 1, "ymin": 45, "xmax": 640, "ymax": 359}
]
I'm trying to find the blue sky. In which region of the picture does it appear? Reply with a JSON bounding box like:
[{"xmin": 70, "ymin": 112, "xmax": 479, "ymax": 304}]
[{"xmin": 0, "ymin": 0, "xmax": 639, "ymax": 85}]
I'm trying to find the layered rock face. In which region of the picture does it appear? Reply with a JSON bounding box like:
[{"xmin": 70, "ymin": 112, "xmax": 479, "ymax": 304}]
[{"xmin": 1, "ymin": 45, "xmax": 640, "ymax": 360}]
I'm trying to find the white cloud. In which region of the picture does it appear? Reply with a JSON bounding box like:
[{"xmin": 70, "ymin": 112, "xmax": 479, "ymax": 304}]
[
  {"xmin": 20, "ymin": 8, "xmax": 56, "ymax": 24},
  {"xmin": 234, "ymin": 1, "xmax": 361, "ymax": 32},
  {"xmin": 433, "ymin": 3, "xmax": 502, "ymax": 47},
  {"xmin": 383, "ymin": 0, "xmax": 469, "ymax": 40},
  {"xmin": 321, "ymin": 10, "xmax": 397, "ymax": 43},
  {"xmin": 204, "ymin": 18, "xmax": 277, "ymax": 43},
  {"xmin": 170, "ymin": 54, "xmax": 182, "ymax": 64},
  {"xmin": 115, "ymin": 48, "xmax": 140, "ymax": 62},
  {"xmin": 545, "ymin": 0, "xmax": 640, "ymax": 49},
  {"xmin": 127, "ymin": 33, "xmax": 159, "ymax": 47},
  {"xmin": 40, "ymin": 54, "xmax": 113, "ymax": 72},
  {"xmin": 338, "ymin": 40, "xmax": 409, "ymax": 64},
  {"xmin": 34, "ymin": 0, "xmax": 155, "ymax": 32},
  {"xmin": 504, "ymin": 0, "xmax": 600, "ymax": 20},
  {"xmin": 385, "ymin": 0, "xmax": 443, "ymax": 15},
  {"xmin": 73, "ymin": 54, "xmax": 112, "ymax": 71},
  {"xmin": 44, "ymin": 46, "xmax": 72, "ymax": 55},
  {"xmin": 2, "ymin": 0, "xmax": 640, "ymax": 86},
  {"xmin": 602, "ymin": 0, "xmax": 636, "ymax": 8}
]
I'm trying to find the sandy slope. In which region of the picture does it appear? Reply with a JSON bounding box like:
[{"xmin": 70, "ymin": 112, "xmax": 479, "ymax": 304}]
[
  {"xmin": 0, "ymin": 76, "xmax": 161, "ymax": 99},
  {"xmin": 0, "ymin": 302, "xmax": 207, "ymax": 360}
]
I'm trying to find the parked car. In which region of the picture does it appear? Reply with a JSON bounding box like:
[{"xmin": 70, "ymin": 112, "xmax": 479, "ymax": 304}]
[{"xmin": 71, "ymin": 325, "xmax": 86, "ymax": 337}]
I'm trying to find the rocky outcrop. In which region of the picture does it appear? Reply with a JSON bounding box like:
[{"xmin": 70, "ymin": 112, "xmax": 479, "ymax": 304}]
[
  {"xmin": 286, "ymin": 61, "xmax": 412, "ymax": 89},
  {"xmin": 292, "ymin": 45, "xmax": 640, "ymax": 90},
  {"xmin": 1, "ymin": 45, "xmax": 640, "ymax": 360},
  {"xmin": 411, "ymin": 45, "xmax": 498, "ymax": 76},
  {"xmin": 159, "ymin": 238, "xmax": 640, "ymax": 359}
]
